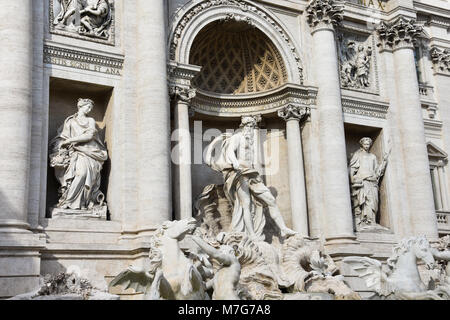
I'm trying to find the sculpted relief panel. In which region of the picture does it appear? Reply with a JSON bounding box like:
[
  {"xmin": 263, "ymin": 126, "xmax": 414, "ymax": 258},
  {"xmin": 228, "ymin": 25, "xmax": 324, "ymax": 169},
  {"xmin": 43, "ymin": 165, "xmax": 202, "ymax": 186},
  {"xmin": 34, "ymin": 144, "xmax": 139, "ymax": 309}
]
[
  {"xmin": 50, "ymin": 0, "xmax": 115, "ymax": 45},
  {"xmin": 338, "ymin": 33, "xmax": 376, "ymax": 92}
]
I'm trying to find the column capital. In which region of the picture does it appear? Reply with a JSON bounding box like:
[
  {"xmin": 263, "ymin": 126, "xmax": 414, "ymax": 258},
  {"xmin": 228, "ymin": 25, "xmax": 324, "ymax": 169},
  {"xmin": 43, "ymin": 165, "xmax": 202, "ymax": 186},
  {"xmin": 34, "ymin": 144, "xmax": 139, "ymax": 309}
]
[
  {"xmin": 278, "ymin": 105, "xmax": 310, "ymax": 122},
  {"xmin": 169, "ymin": 85, "xmax": 197, "ymax": 103},
  {"xmin": 306, "ymin": 0, "xmax": 344, "ymax": 33},
  {"xmin": 430, "ymin": 47, "xmax": 450, "ymax": 74},
  {"xmin": 377, "ymin": 17, "xmax": 422, "ymax": 52}
]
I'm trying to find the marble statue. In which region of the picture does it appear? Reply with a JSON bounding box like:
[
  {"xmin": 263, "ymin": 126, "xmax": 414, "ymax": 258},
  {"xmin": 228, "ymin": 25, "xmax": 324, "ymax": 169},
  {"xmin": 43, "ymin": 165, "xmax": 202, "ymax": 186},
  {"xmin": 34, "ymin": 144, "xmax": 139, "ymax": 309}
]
[
  {"xmin": 49, "ymin": 98, "xmax": 108, "ymax": 218},
  {"xmin": 344, "ymin": 236, "xmax": 450, "ymax": 300},
  {"xmin": 189, "ymin": 235, "xmax": 241, "ymax": 300},
  {"xmin": 205, "ymin": 116, "xmax": 296, "ymax": 240},
  {"xmin": 109, "ymin": 218, "xmax": 360, "ymax": 300},
  {"xmin": 349, "ymin": 137, "xmax": 389, "ymax": 230},
  {"xmin": 109, "ymin": 218, "xmax": 210, "ymax": 300},
  {"xmin": 53, "ymin": 0, "xmax": 77, "ymax": 28},
  {"xmin": 79, "ymin": 0, "xmax": 113, "ymax": 39}
]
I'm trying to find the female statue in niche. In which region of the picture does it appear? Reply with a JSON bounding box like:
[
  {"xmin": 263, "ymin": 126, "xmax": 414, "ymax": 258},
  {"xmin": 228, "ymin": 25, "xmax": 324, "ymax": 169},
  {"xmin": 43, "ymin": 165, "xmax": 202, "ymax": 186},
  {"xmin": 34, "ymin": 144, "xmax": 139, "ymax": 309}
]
[
  {"xmin": 349, "ymin": 137, "xmax": 390, "ymax": 230},
  {"xmin": 50, "ymin": 98, "xmax": 108, "ymax": 212}
]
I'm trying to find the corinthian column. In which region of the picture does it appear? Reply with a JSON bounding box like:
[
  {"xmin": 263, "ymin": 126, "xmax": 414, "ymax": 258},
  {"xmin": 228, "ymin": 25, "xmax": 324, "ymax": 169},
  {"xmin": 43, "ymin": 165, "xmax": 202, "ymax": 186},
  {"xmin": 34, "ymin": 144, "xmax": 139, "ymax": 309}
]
[
  {"xmin": 306, "ymin": 0, "xmax": 356, "ymax": 243},
  {"xmin": 170, "ymin": 86, "xmax": 196, "ymax": 221},
  {"xmin": 378, "ymin": 18, "xmax": 438, "ymax": 239},
  {"xmin": 0, "ymin": 0, "xmax": 33, "ymax": 232},
  {"xmin": 278, "ymin": 105, "xmax": 310, "ymax": 237},
  {"xmin": 136, "ymin": 0, "xmax": 171, "ymax": 231}
]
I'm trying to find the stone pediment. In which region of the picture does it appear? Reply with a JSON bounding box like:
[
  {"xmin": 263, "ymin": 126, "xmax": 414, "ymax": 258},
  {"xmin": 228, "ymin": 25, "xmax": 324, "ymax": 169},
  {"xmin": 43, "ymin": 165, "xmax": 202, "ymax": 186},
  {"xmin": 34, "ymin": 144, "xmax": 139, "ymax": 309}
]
[{"xmin": 427, "ymin": 142, "xmax": 448, "ymax": 160}]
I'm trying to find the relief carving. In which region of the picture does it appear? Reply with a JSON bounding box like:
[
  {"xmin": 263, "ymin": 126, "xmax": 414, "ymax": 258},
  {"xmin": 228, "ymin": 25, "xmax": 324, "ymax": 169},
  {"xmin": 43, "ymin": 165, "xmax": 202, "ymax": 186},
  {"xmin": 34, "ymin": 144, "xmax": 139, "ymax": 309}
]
[
  {"xmin": 51, "ymin": 0, "xmax": 114, "ymax": 44},
  {"xmin": 338, "ymin": 35, "xmax": 373, "ymax": 90}
]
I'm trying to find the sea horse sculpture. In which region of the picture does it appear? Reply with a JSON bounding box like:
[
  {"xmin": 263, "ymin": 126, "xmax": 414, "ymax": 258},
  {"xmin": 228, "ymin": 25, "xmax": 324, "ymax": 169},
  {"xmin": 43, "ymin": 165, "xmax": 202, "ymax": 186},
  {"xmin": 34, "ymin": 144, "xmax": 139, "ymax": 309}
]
[
  {"xmin": 344, "ymin": 236, "xmax": 449, "ymax": 300},
  {"xmin": 109, "ymin": 218, "xmax": 209, "ymax": 300}
]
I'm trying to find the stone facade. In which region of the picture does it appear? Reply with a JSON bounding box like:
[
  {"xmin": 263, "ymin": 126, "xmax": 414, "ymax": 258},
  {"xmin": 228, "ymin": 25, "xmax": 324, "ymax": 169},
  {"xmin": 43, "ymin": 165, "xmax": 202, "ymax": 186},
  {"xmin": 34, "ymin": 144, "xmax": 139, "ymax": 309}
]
[{"xmin": 1, "ymin": 0, "xmax": 450, "ymax": 300}]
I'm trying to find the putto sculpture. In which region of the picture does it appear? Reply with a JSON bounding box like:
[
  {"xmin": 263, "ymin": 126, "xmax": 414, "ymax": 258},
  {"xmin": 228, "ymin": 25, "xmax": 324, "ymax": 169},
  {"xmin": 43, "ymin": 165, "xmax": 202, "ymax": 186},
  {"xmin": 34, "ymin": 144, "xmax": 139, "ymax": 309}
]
[
  {"xmin": 204, "ymin": 116, "xmax": 297, "ymax": 240},
  {"xmin": 344, "ymin": 236, "xmax": 450, "ymax": 300},
  {"xmin": 49, "ymin": 98, "xmax": 108, "ymax": 219},
  {"xmin": 349, "ymin": 137, "xmax": 390, "ymax": 230}
]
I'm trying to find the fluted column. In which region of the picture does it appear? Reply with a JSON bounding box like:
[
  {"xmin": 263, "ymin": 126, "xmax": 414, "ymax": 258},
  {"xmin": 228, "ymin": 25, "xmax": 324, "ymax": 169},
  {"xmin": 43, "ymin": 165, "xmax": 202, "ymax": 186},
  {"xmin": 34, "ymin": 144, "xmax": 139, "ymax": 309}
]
[
  {"xmin": 136, "ymin": 0, "xmax": 171, "ymax": 231},
  {"xmin": 0, "ymin": 0, "xmax": 33, "ymax": 232},
  {"xmin": 170, "ymin": 86, "xmax": 196, "ymax": 221},
  {"xmin": 278, "ymin": 105, "xmax": 310, "ymax": 237},
  {"xmin": 306, "ymin": 0, "xmax": 355, "ymax": 242},
  {"xmin": 378, "ymin": 17, "xmax": 438, "ymax": 239}
]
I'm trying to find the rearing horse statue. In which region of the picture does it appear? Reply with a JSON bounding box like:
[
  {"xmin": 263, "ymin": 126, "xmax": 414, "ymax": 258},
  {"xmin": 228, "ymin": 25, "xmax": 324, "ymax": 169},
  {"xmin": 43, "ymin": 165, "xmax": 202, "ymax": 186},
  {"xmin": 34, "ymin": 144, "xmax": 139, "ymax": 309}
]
[{"xmin": 344, "ymin": 236, "xmax": 448, "ymax": 300}]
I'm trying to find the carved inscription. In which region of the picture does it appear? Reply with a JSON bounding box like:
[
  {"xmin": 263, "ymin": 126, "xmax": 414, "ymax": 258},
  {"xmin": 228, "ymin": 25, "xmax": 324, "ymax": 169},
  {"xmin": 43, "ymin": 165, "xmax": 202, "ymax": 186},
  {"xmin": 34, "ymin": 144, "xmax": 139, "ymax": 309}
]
[{"xmin": 44, "ymin": 45, "xmax": 123, "ymax": 76}]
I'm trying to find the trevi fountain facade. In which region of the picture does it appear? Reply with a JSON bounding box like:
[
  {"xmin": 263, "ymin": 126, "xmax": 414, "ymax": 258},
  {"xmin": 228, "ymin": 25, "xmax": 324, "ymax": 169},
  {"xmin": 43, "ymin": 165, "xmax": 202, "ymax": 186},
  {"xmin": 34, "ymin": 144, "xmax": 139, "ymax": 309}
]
[{"xmin": 1, "ymin": 0, "xmax": 450, "ymax": 300}]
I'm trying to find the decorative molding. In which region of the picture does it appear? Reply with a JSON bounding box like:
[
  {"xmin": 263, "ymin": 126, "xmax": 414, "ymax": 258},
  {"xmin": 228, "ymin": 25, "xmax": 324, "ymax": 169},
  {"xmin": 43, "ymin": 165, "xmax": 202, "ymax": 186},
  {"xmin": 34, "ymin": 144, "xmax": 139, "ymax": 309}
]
[
  {"xmin": 169, "ymin": 0, "xmax": 304, "ymax": 83},
  {"xmin": 341, "ymin": 96, "xmax": 389, "ymax": 119},
  {"xmin": 168, "ymin": 62, "xmax": 201, "ymax": 103},
  {"xmin": 377, "ymin": 17, "xmax": 422, "ymax": 51},
  {"xmin": 43, "ymin": 45, "xmax": 123, "ymax": 75},
  {"xmin": 430, "ymin": 47, "xmax": 450, "ymax": 75},
  {"xmin": 169, "ymin": 85, "xmax": 197, "ymax": 103},
  {"xmin": 190, "ymin": 83, "xmax": 317, "ymax": 117},
  {"xmin": 427, "ymin": 142, "xmax": 448, "ymax": 162},
  {"xmin": 306, "ymin": 0, "xmax": 344, "ymax": 32},
  {"xmin": 49, "ymin": 0, "xmax": 115, "ymax": 46},
  {"xmin": 278, "ymin": 105, "xmax": 310, "ymax": 122}
]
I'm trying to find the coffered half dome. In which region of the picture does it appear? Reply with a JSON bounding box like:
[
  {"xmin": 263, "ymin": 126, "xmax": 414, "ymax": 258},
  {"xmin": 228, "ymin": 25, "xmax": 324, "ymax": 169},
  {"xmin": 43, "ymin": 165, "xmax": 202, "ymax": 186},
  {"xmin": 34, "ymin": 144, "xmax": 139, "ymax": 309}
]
[{"xmin": 189, "ymin": 21, "xmax": 288, "ymax": 95}]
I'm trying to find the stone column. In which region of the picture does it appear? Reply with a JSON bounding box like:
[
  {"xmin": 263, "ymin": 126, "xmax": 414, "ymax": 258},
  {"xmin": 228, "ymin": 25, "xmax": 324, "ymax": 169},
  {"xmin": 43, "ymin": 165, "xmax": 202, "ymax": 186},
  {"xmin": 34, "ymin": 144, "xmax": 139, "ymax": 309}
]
[
  {"xmin": 170, "ymin": 86, "xmax": 196, "ymax": 221},
  {"xmin": 378, "ymin": 17, "xmax": 438, "ymax": 239},
  {"xmin": 278, "ymin": 105, "xmax": 310, "ymax": 237},
  {"xmin": 431, "ymin": 167, "xmax": 443, "ymax": 211},
  {"xmin": 306, "ymin": 0, "xmax": 356, "ymax": 243},
  {"xmin": 437, "ymin": 162, "xmax": 449, "ymax": 210},
  {"xmin": 0, "ymin": 0, "xmax": 33, "ymax": 232},
  {"xmin": 0, "ymin": 0, "xmax": 45, "ymax": 299},
  {"xmin": 136, "ymin": 0, "xmax": 171, "ymax": 231}
]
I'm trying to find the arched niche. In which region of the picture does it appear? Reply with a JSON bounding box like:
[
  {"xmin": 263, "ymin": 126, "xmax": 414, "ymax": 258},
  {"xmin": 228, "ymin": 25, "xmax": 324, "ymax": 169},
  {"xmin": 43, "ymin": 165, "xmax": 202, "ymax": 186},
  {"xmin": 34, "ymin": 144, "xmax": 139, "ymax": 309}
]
[{"xmin": 169, "ymin": 0, "xmax": 304, "ymax": 85}]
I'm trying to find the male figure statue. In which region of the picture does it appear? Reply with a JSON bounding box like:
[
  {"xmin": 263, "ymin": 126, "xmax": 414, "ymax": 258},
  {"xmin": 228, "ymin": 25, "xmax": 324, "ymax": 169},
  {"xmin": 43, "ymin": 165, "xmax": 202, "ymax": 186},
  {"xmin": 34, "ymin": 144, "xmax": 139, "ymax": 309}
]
[
  {"xmin": 205, "ymin": 116, "xmax": 296, "ymax": 240},
  {"xmin": 349, "ymin": 137, "xmax": 389, "ymax": 230}
]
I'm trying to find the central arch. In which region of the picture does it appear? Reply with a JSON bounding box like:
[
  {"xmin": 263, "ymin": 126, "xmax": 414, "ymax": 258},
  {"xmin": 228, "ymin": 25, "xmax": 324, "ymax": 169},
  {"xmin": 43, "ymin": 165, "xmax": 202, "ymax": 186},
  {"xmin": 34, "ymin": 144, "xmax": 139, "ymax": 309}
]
[
  {"xmin": 189, "ymin": 20, "xmax": 288, "ymax": 95},
  {"xmin": 169, "ymin": 0, "xmax": 304, "ymax": 85}
]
